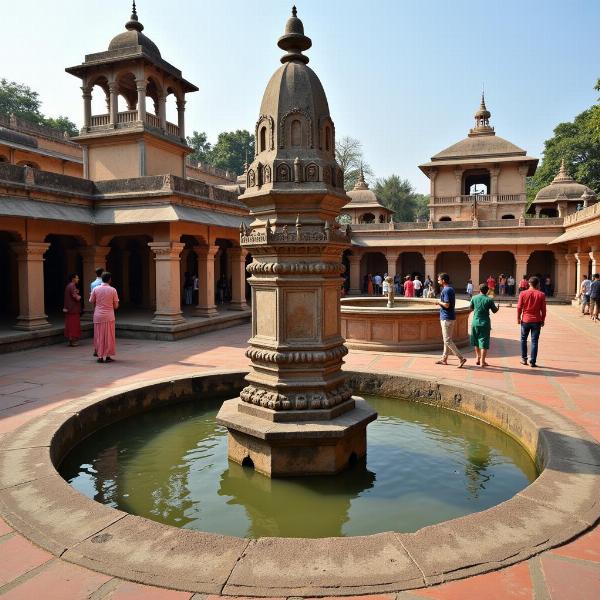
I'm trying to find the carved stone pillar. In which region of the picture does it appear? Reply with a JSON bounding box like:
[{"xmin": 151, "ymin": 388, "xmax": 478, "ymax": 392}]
[
  {"xmin": 229, "ymin": 247, "xmax": 249, "ymax": 310},
  {"xmin": 516, "ymin": 252, "xmax": 530, "ymax": 283},
  {"xmin": 454, "ymin": 168, "xmax": 463, "ymax": 200},
  {"xmin": 555, "ymin": 254, "xmax": 568, "ymax": 299},
  {"xmin": 108, "ymin": 82, "xmax": 118, "ymax": 127},
  {"xmin": 564, "ymin": 253, "xmax": 577, "ymax": 299},
  {"xmin": 574, "ymin": 251, "xmax": 584, "ymax": 284},
  {"xmin": 423, "ymin": 252, "xmax": 436, "ymax": 282},
  {"xmin": 81, "ymin": 88, "xmax": 91, "ymax": 131},
  {"xmin": 136, "ymin": 79, "xmax": 147, "ymax": 123},
  {"xmin": 590, "ymin": 248, "xmax": 600, "ymax": 275},
  {"xmin": 148, "ymin": 242, "xmax": 185, "ymax": 325},
  {"xmin": 348, "ymin": 254, "xmax": 362, "ymax": 295},
  {"xmin": 385, "ymin": 251, "xmax": 400, "ymax": 281},
  {"xmin": 429, "ymin": 168, "xmax": 437, "ymax": 201},
  {"xmin": 194, "ymin": 245, "xmax": 219, "ymax": 317},
  {"xmin": 80, "ymin": 245, "xmax": 110, "ymax": 318},
  {"xmin": 10, "ymin": 242, "xmax": 51, "ymax": 330},
  {"xmin": 158, "ymin": 93, "xmax": 167, "ymax": 131},
  {"xmin": 469, "ymin": 253, "xmax": 482, "ymax": 287},
  {"xmin": 176, "ymin": 98, "xmax": 186, "ymax": 138}
]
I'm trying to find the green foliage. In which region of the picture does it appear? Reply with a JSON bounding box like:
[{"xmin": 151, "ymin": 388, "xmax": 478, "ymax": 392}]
[
  {"xmin": 335, "ymin": 135, "xmax": 373, "ymax": 190},
  {"xmin": 527, "ymin": 83, "xmax": 600, "ymax": 204},
  {"xmin": 0, "ymin": 78, "xmax": 78, "ymax": 137},
  {"xmin": 186, "ymin": 130, "xmax": 212, "ymax": 164},
  {"xmin": 414, "ymin": 193, "xmax": 431, "ymax": 220},
  {"xmin": 209, "ymin": 130, "xmax": 255, "ymax": 175},
  {"xmin": 374, "ymin": 175, "xmax": 427, "ymax": 222}
]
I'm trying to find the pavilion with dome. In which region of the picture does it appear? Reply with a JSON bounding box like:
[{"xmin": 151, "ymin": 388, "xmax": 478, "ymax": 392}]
[{"xmin": 341, "ymin": 168, "xmax": 394, "ymax": 224}]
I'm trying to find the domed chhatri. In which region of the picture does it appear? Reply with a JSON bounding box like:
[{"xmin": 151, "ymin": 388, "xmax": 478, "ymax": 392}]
[
  {"xmin": 218, "ymin": 7, "xmax": 376, "ymax": 478},
  {"xmin": 532, "ymin": 160, "xmax": 597, "ymax": 217},
  {"xmin": 342, "ymin": 166, "xmax": 394, "ymax": 224},
  {"xmin": 108, "ymin": 1, "xmax": 161, "ymax": 57}
]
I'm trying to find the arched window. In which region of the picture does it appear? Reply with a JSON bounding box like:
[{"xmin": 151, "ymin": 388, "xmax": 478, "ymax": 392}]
[
  {"xmin": 501, "ymin": 214, "xmax": 515, "ymax": 220},
  {"xmin": 260, "ymin": 126, "xmax": 267, "ymax": 152},
  {"xmin": 291, "ymin": 119, "xmax": 302, "ymax": 147},
  {"xmin": 361, "ymin": 213, "xmax": 375, "ymax": 224},
  {"xmin": 325, "ymin": 125, "xmax": 331, "ymax": 152},
  {"xmin": 540, "ymin": 208, "xmax": 559, "ymax": 218},
  {"xmin": 439, "ymin": 216, "xmax": 452, "ymax": 222},
  {"xmin": 379, "ymin": 215, "xmax": 386, "ymax": 223},
  {"xmin": 0, "ymin": 155, "xmax": 8, "ymax": 163}
]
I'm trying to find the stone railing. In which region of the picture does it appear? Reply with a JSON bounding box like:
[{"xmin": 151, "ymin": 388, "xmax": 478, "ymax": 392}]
[
  {"xmin": 90, "ymin": 114, "xmax": 110, "ymax": 127},
  {"xmin": 166, "ymin": 121, "xmax": 180, "ymax": 137},
  {"xmin": 0, "ymin": 113, "xmax": 75, "ymax": 142},
  {"xmin": 145, "ymin": 113, "xmax": 160, "ymax": 128},
  {"xmin": 87, "ymin": 111, "xmax": 180, "ymax": 139},
  {"xmin": 431, "ymin": 194, "xmax": 526, "ymax": 205},
  {"xmin": 524, "ymin": 217, "xmax": 564, "ymax": 226},
  {"xmin": 563, "ymin": 202, "xmax": 600, "ymax": 227},
  {"xmin": 117, "ymin": 110, "xmax": 137, "ymax": 124},
  {"xmin": 185, "ymin": 158, "xmax": 234, "ymax": 180},
  {"xmin": 350, "ymin": 217, "xmax": 565, "ymax": 232}
]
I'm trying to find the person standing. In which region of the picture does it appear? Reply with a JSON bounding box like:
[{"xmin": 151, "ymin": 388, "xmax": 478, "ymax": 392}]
[
  {"xmin": 382, "ymin": 273, "xmax": 390, "ymax": 296},
  {"xmin": 63, "ymin": 273, "xmax": 82, "ymax": 347},
  {"xmin": 367, "ymin": 274, "xmax": 374, "ymax": 296},
  {"xmin": 486, "ymin": 274, "xmax": 496, "ymax": 296},
  {"xmin": 413, "ymin": 275, "xmax": 423, "ymax": 297},
  {"xmin": 466, "ymin": 279, "xmax": 474, "ymax": 299},
  {"xmin": 423, "ymin": 274, "xmax": 433, "ymax": 297},
  {"xmin": 90, "ymin": 267, "xmax": 103, "ymax": 293},
  {"xmin": 589, "ymin": 273, "xmax": 600, "ymax": 322},
  {"xmin": 89, "ymin": 272, "xmax": 119, "ymax": 363},
  {"xmin": 183, "ymin": 272, "xmax": 194, "ymax": 306},
  {"xmin": 403, "ymin": 275, "xmax": 415, "ymax": 298},
  {"xmin": 436, "ymin": 273, "xmax": 466, "ymax": 368},
  {"xmin": 580, "ymin": 274, "xmax": 592, "ymax": 315},
  {"xmin": 193, "ymin": 273, "xmax": 199, "ymax": 305},
  {"xmin": 517, "ymin": 276, "xmax": 546, "ymax": 368},
  {"xmin": 499, "ymin": 274, "xmax": 507, "ymax": 296},
  {"xmin": 507, "ymin": 274, "xmax": 515, "ymax": 296},
  {"xmin": 373, "ymin": 273, "xmax": 382, "ymax": 295},
  {"xmin": 469, "ymin": 283, "xmax": 499, "ymax": 367},
  {"xmin": 518, "ymin": 274, "xmax": 529, "ymax": 295}
]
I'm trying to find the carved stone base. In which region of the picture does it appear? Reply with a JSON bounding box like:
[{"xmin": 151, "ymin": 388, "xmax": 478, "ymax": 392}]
[
  {"xmin": 13, "ymin": 315, "xmax": 51, "ymax": 331},
  {"xmin": 216, "ymin": 397, "xmax": 377, "ymax": 477}
]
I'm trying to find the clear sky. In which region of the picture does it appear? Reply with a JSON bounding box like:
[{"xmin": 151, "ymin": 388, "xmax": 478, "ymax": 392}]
[{"xmin": 1, "ymin": 0, "xmax": 598, "ymax": 191}]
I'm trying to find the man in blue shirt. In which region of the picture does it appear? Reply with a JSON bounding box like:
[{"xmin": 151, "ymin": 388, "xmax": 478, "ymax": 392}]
[{"xmin": 436, "ymin": 273, "xmax": 466, "ymax": 368}]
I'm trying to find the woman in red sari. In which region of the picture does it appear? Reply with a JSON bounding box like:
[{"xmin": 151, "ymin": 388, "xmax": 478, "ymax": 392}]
[
  {"xmin": 63, "ymin": 273, "xmax": 81, "ymax": 346},
  {"xmin": 89, "ymin": 271, "xmax": 119, "ymax": 363}
]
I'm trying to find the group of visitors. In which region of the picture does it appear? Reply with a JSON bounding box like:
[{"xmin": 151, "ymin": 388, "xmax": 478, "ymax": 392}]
[
  {"xmin": 63, "ymin": 267, "xmax": 119, "ymax": 364},
  {"xmin": 475, "ymin": 273, "xmax": 553, "ymax": 297},
  {"xmin": 364, "ymin": 273, "xmax": 435, "ymax": 298},
  {"xmin": 435, "ymin": 273, "xmax": 547, "ymax": 369},
  {"xmin": 579, "ymin": 273, "xmax": 600, "ymax": 322}
]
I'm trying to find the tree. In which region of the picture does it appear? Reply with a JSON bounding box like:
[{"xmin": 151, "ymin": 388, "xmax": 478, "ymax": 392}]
[
  {"xmin": 414, "ymin": 193, "xmax": 431, "ymax": 221},
  {"xmin": 335, "ymin": 135, "xmax": 373, "ymax": 190},
  {"xmin": 527, "ymin": 80, "xmax": 600, "ymax": 204},
  {"xmin": 0, "ymin": 78, "xmax": 78, "ymax": 137},
  {"xmin": 209, "ymin": 130, "xmax": 254, "ymax": 175},
  {"xmin": 374, "ymin": 175, "xmax": 424, "ymax": 222},
  {"xmin": 186, "ymin": 130, "xmax": 212, "ymax": 164}
]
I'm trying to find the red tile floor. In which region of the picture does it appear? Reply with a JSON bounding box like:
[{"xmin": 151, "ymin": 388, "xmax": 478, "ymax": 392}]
[{"xmin": 0, "ymin": 305, "xmax": 598, "ymax": 599}]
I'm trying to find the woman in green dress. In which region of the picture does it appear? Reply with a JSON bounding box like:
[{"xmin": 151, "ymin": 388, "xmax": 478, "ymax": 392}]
[{"xmin": 470, "ymin": 283, "xmax": 500, "ymax": 367}]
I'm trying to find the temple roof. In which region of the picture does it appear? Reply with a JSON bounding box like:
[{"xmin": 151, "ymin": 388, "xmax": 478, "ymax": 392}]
[
  {"xmin": 343, "ymin": 168, "xmax": 392, "ymax": 212},
  {"xmin": 533, "ymin": 160, "xmax": 596, "ymax": 204},
  {"xmin": 108, "ymin": 2, "xmax": 161, "ymax": 58}
]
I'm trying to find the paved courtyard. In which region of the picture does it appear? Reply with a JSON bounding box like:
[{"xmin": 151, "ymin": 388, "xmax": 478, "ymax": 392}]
[{"xmin": 0, "ymin": 305, "xmax": 598, "ymax": 599}]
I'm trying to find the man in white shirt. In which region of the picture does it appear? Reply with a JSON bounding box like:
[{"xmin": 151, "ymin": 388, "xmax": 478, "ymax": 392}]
[
  {"xmin": 373, "ymin": 273, "xmax": 382, "ymax": 295},
  {"xmin": 90, "ymin": 267, "xmax": 103, "ymax": 293},
  {"xmin": 413, "ymin": 276, "xmax": 423, "ymax": 297},
  {"xmin": 580, "ymin": 275, "xmax": 592, "ymax": 315}
]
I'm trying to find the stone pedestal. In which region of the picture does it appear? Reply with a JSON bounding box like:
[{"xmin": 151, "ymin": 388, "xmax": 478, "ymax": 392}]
[{"xmin": 217, "ymin": 397, "xmax": 376, "ymax": 477}]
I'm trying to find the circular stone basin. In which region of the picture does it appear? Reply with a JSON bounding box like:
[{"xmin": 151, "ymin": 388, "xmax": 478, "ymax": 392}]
[
  {"xmin": 2, "ymin": 370, "xmax": 600, "ymax": 596},
  {"xmin": 59, "ymin": 394, "xmax": 537, "ymax": 538},
  {"xmin": 341, "ymin": 297, "xmax": 470, "ymax": 352}
]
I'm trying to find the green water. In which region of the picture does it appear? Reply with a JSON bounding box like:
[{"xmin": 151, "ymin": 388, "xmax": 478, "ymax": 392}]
[{"xmin": 59, "ymin": 396, "xmax": 538, "ymax": 538}]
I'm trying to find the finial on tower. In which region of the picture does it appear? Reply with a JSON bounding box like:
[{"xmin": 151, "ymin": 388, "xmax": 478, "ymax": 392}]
[
  {"xmin": 552, "ymin": 159, "xmax": 574, "ymax": 183},
  {"xmin": 353, "ymin": 163, "xmax": 369, "ymax": 190},
  {"xmin": 470, "ymin": 90, "xmax": 493, "ymax": 135},
  {"xmin": 278, "ymin": 6, "xmax": 312, "ymax": 64},
  {"xmin": 126, "ymin": 0, "xmax": 144, "ymax": 31}
]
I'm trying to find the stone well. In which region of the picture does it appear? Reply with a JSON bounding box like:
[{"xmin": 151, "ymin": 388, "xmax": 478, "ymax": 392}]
[{"xmin": 341, "ymin": 297, "xmax": 471, "ymax": 352}]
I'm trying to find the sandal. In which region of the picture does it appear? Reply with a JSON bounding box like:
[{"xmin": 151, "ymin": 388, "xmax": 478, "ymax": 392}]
[
  {"xmin": 97, "ymin": 358, "xmax": 104, "ymax": 363},
  {"xmin": 458, "ymin": 358, "xmax": 467, "ymax": 368},
  {"xmin": 435, "ymin": 359, "xmax": 448, "ymax": 365},
  {"xmin": 105, "ymin": 357, "xmax": 114, "ymax": 363}
]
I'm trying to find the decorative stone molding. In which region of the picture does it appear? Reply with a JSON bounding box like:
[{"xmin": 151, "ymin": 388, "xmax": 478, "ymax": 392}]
[
  {"xmin": 10, "ymin": 241, "xmax": 49, "ymax": 260},
  {"xmin": 240, "ymin": 220, "xmax": 351, "ymax": 247},
  {"xmin": 246, "ymin": 261, "xmax": 345, "ymax": 275},
  {"xmin": 279, "ymin": 107, "xmax": 313, "ymax": 149},
  {"xmin": 255, "ymin": 114, "xmax": 275, "ymax": 153},
  {"xmin": 240, "ymin": 381, "xmax": 353, "ymax": 410},
  {"xmin": 148, "ymin": 242, "xmax": 185, "ymax": 259},
  {"xmin": 245, "ymin": 345, "xmax": 348, "ymax": 365}
]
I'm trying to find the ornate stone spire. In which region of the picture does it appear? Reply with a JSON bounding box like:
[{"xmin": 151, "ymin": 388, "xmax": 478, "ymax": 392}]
[
  {"xmin": 277, "ymin": 5, "xmax": 312, "ymax": 64},
  {"xmin": 353, "ymin": 164, "xmax": 369, "ymax": 190},
  {"xmin": 470, "ymin": 92, "xmax": 494, "ymax": 136},
  {"xmin": 552, "ymin": 159, "xmax": 575, "ymax": 184},
  {"xmin": 126, "ymin": 0, "xmax": 144, "ymax": 32}
]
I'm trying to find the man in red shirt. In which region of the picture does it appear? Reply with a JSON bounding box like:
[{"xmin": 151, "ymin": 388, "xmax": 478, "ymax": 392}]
[{"xmin": 517, "ymin": 276, "xmax": 547, "ymax": 367}]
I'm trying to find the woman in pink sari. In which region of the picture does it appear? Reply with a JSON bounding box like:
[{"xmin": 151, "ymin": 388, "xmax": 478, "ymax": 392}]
[{"xmin": 89, "ymin": 271, "xmax": 119, "ymax": 363}]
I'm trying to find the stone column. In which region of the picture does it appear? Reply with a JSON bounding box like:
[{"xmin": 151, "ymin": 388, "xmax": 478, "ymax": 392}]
[
  {"xmin": 348, "ymin": 254, "xmax": 362, "ymax": 295},
  {"xmin": 81, "ymin": 87, "xmax": 91, "ymax": 131},
  {"xmin": 176, "ymin": 98, "xmax": 186, "ymax": 138},
  {"xmin": 158, "ymin": 93, "xmax": 167, "ymax": 131},
  {"xmin": 454, "ymin": 168, "xmax": 463, "ymax": 201},
  {"xmin": 80, "ymin": 245, "xmax": 110, "ymax": 318},
  {"xmin": 423, "ymin": 252, "xmax": 436, "ymax": 280},
  {"xmin": 385, "ymin": 251, "xmax": 400, "ymax": 281},
  {"xmin": 136, "ymin": 79, "xmax": 147, "ymax": 124},
  {"xmin": 148, "ymin": 242, "xmax": 186, "ymax": 325},
  {"xmin": 469, "ymin": 253, "xmax": 482, "ymax": 287},
  {"xmin": 590, "ymin": 248, "xmax": 600, "ymax": 275},
  {"xmin": 10, "ymin": 242, "xmax": 51, "ymax": 330},
  {"xmin": 108, "ymin": 82, "xmax": 118, "ymax": 128},
  {"xmin": 574, "ymin": 251, "xmax": 584, "ymax": 284},
  {"xmin": 121, "ymin": 250, "xmax": 130, "ymax": 304},
  {"xmin": 515, "ymin": 252, "xmax": 530, "ymax": 282},
  {"xmin": 229, "ymin": 248, "xmax": 249, "ymax": 310},
  {"xmin": 564, "ymin": 253, "xmax": 577, "ymax": 299},
  {"xmin": 194, "ymin": 245, "xmax": 219, "ymax": 317}
]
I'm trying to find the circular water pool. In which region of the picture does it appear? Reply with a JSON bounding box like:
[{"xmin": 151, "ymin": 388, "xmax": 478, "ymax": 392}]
[{"xmin": 59, "ymin": 395, "xmax": 537, "ymax": 538}]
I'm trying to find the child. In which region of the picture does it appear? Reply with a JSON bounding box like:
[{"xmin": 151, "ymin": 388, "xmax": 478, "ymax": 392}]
[{"xmin": 466, "ymin": 279, "xmax": 474, "ymax": 298}]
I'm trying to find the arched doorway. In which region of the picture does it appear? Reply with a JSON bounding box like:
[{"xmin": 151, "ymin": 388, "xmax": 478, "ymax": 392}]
[
  {"xmin": 435, "ymin": 251, "xmax": 470, "ymax": 292},
  {"xmin": 44, "ymin": 234, "xmax": 83, "ymax": 315},
  {"xmin": 0, "ymin": 232, "xmax": 20, "ymax": 323},
  {"xmin": 479, "ymin": 251, "xmax": 516, "ymax": 292},
  {"xmin": 527, "ymin": 251, "xmax": 556, "ymax": 296},
  {"xmin": 360, "ymin": 252, "xmax": 387, "ymax": 294},
  {"xmin": 439, "ymin": 216, "xmax": 452, "ymax": 222},
  {"xmin": 399, "ymin": 252, "xmax": 425, "ymax": 279},
  {"xmin": 360, "ymin": 213, "xmax": 375, "ymax": 224},
  {"xmin": 463, "ymin": 169, "xmax": 490, "ymax": 196},
  {"xmin": 214, "ymin": 239, "xmax": 234, "ymax": 304}
]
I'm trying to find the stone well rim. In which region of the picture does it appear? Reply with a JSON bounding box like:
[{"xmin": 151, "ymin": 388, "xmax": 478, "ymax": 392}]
[
  {"xmin": 0, "ymin": 368, "xmax": 599, "ymax": 596},
  {"xmin": 340, "ymin": 296, "xmax": 471, "ymax": 314}
]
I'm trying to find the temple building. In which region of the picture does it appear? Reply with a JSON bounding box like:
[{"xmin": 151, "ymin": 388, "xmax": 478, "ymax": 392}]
[
  {"xmin": 340, "ymin": 168, "xmax": 394, "ymax": 224},
  {"xmin": 0, "ymin": 4, "xmax": 250, "ymax": 352}
]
